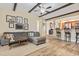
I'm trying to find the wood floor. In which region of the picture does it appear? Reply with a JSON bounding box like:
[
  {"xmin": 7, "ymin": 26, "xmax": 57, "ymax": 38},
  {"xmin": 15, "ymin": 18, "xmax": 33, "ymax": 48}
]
[{"xmin": 27, "ymin": 36, "xmax": 79, "ymax": 56}]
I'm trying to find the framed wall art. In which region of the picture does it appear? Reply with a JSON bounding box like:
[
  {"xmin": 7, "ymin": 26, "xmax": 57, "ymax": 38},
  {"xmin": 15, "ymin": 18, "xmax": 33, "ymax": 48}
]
[
  {"xmin": 24, "ymin": 18, "xmax": 28, "ymax": 24},
  {"xmin": 6, "ymin": 15, "xmax": 15, "ymax": 22},
  {"xmin": 24, "ymin": 23, "xmax": 29, "ymax": 30},
  {"xmin": 6, "ymin": 15, "xmax": 29, "ymax": 30},
  {"xmin": 6, "ymin": 15, "xmax": 12, "ymax": 22},
  {"xmin": 9, "ymin": 21, "xmax": 14, "ymax": 28},
  {"xmin": 16, "ymin": 16, "xmax": 23, "ymax": 24}
]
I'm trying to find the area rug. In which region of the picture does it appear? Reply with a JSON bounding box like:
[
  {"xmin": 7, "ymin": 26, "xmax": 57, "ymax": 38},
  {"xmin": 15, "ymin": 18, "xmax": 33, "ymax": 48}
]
[{"xmin": 0, "ymin": 43, "xmax": 47, "ymax": 56}]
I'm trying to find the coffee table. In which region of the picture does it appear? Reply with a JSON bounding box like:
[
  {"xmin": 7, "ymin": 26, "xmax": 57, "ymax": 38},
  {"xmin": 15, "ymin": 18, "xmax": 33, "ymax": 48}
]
[{"xmin": 9, "ymin": 38, "xmax": 28, "ymax": 49}]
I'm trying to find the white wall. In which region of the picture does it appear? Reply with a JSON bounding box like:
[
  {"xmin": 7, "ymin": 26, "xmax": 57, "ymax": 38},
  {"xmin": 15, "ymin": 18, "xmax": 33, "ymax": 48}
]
[{"xmin": 0, "ymin": 3, "xmax": 43, "ymax": 36}]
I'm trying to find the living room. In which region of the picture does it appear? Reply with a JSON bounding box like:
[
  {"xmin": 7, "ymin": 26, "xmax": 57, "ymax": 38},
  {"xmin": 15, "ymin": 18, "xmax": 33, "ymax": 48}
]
[
  {"xmin": 0, "ymin": 3, "xmax": 46, "ymax": 55},
  {"xmin": 0, "ymin": 2, "xmax": 79, "ymax": 56}
]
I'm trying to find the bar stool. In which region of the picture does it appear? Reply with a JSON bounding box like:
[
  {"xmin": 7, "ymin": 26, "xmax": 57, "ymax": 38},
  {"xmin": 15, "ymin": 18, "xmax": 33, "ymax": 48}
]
[
  {"xmin": 76, "ymin": 33, "xmax": 79, "ymax": 44},
  {"xmin": 49, "ymin": 29, "xmax": 53, "ymax": 35},
  {"xmin": 56, "ymin": 31, "xmax": 61, "ymax": 38},
  {"xmin": 65, "ymin": 32, "xmax": 71, "ymax": 42}
]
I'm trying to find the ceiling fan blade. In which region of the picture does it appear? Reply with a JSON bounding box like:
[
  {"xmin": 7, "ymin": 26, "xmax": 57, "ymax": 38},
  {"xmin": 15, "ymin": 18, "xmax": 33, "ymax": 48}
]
[
  {"xmin": 40, "ymin": 13, "xmax": 42, "ymax": 14},
  {"xmin": 46, "ymin": 6, "xmax": 52, "ymax": 9},
  {"xmin": 38, "ymin": 5, "xmax": 41, "ymax": 8},
  {"xmin": 34, "ymin": 10, "xmax": 39, "ymax": 12},
  {"xmin": 40, "ymin": 12, "xmax": 43, "ymax": 15},
  {"xmin": 45, "ymin": 11, "xmax": 49, "ymax": 13}
]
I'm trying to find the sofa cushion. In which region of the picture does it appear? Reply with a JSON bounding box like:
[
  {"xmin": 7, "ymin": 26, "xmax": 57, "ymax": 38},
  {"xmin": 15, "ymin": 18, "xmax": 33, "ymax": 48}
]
[
  {"xmin": 27, "ymin": 32, "xmax": 34, "ymax": 37},
  {"xmin": 28, "ymin": 33, "xmax": 34, "ymax": 37},
  {"xmin": 29, "ymin": 36, "xmax": 46, "ymax": 45},
  {"xmin": 34, "ymin": 32, "xmax": 40, "ymax": 37}
]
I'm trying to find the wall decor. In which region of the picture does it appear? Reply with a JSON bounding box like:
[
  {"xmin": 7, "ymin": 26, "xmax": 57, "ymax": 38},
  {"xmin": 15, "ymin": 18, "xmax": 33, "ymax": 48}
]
[
  {"xmin": 6, "ymin": 15, "xmax": 15, "ymax": 22},
  {"xmin": 15, "ymin": 24, "xmax": 23, "ymax": 29},
  {"xmin": 9, "ymin": 21, "xmax": 14, "ymax": 28},
  {"xmin": 24, "ymin": 23, "xmax": 29, "ymax": 30},
  {"xmin": 16, "ymin": 16, "xmax": 23, "ymax": 24},
  {"xmin": 24, "ymin": 18, "xmax": 28, "ymax": 24},
  {"xmin": 6, "ymin": 15, "xmax": 12, "ymax": 22},
  {"xmin": 6, "ymin": 15, "xmax": 29, "ymax": 30},
  {"xmin": 12, "ymin": 16, "xmax": 16, "ymax": 22}
]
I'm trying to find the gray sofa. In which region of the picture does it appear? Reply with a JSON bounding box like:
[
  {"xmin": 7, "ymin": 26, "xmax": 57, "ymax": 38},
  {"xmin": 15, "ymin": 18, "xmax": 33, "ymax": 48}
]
[
  {"xmin": 0, "ymin": 38, "xmax": 9, "ymax": 46},
  {"xmin": 27, "ymin": 32, "xmax": 46, "ymax": 45},
  {"xmin": 0, "ymin": 36, "xmax": 10, "ymax": 46},
  {"xmin": 0, "ymin": 31, "xmax": 46, "ymax": 46}
]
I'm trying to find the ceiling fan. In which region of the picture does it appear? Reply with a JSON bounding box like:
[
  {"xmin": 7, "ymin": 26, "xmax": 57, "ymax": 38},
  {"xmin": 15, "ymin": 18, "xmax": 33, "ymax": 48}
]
[{"xmin": 34, "ymin": 4, "xmax": 52, "ymax": 15}]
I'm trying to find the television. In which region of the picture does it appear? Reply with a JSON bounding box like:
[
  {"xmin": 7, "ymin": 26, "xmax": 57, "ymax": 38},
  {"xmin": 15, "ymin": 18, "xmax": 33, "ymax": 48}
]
[{"xmin": 15, "ymin": 24, "xmax": 23, "ymax": 29}]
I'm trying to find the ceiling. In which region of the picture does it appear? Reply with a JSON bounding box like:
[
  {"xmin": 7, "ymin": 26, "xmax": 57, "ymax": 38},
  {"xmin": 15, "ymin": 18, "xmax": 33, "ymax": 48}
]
[
  {"xmin": 16, "ymin": 3, "xmax": 37, "ymax": 12},
  {"xmin": 31, "ymin": 3, "xmax": 68, "ymax": 16},
  {"xmin": 0, "ymin": 3, "xmax": 79, "ymax": 20},
  {"xmin": 16, "ymin": 3, "xmax": 79, "ymax": 20}
]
